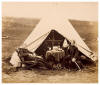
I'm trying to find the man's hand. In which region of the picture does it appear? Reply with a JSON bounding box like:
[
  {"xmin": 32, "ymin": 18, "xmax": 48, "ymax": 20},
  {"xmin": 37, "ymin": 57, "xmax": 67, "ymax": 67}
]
[{"xmin": 72, "ymin": 58, "xmax": 76, "ymax": 62}]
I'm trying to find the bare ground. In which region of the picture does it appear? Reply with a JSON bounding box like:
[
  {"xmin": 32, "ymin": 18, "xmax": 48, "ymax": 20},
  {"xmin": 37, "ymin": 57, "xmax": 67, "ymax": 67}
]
[
  {"xmin": 2, "ymin": 17, "xmax": 98, "ymax": 83},
  {"xmin": 2, "ymin": 67, "xmax": 98, "ymax": 83}
]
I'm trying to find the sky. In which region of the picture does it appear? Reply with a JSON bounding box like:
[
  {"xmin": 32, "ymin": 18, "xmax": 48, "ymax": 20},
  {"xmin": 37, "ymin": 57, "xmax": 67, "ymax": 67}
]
[{"xmin": 2, "ymin": 2, "xmax": 98, "ymax": 21}]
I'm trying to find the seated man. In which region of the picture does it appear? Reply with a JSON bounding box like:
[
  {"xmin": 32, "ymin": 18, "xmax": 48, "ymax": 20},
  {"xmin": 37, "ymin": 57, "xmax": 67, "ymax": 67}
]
[
  {"xmin": 61, "ymin": 40, "xmax": 71, "ymax": 68},
  {"xmin": 62, "ymin": 40, "xmax": 83, "ymax": 70},
  {"xmin": 68, "ymin": 40, "xmax": 79, "ymax": 60},
  {"xmin": 68, "ymin": 40, "xmax": 83, "ymax": 70}
]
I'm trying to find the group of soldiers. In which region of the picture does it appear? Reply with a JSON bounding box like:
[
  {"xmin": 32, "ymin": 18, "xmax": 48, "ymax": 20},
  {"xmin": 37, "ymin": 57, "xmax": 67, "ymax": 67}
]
[{"xmin": 15, "ymin": 40, "xmax": 84, "ymax": 70}]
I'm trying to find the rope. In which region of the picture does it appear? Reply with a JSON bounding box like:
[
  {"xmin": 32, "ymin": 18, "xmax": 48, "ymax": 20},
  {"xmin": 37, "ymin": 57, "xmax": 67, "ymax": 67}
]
[
  {"xmin": 24, "ymin": 31, "xmax": 50, "ymax": 48},
  {"xmin": 77, "ymin": 44, "xmax": 93, "ymax": 54},
  {"xmin": 64, "ymin": 37, "xmax": 93, "ymax": 54},
  {"xmin": 30, "ymin": 32, "xmax": 50, "ymax": 52}
]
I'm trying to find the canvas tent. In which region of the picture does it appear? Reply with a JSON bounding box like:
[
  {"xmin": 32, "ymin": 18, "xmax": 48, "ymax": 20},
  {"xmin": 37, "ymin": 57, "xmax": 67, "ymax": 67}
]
[{"xmin": 10, "ymin": 15, "xmax": 96, "ymax": 67}]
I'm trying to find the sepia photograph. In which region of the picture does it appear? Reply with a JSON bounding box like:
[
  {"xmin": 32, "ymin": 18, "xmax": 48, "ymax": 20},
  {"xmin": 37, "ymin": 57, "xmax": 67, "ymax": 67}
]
[{"xmin": 2, "ymin": 1, "xmax": 98, "ymax": 83}]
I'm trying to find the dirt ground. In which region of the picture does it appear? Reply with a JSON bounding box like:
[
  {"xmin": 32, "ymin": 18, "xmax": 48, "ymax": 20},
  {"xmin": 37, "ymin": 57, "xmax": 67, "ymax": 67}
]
[{"xmin": 2, "ymin": 17, "xmax": 98, "ymax": 83}]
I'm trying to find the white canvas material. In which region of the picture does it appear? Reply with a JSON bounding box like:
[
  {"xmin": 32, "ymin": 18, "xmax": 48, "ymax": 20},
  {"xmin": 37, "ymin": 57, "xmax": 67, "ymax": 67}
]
[
  {"xmin": 10, "ymin": 15, "xmax": 95, "ymax": 67},
  {"xmin": 10, "ymin": 52, "xmax": 21, "ymax": 67},
  {"xmin": 63, "ymin": 39, "xmax": 69, "ymax": 48},
  {"xmin": 23, "ymin": 16, "xmax": 93, "ymax": 58}
]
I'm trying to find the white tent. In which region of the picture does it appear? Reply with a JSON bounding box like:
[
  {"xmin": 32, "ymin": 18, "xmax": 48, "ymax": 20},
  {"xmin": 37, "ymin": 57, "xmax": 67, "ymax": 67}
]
[{"xmin": 10, "ymin": 15, "xmax": 96, "ymax": 67}]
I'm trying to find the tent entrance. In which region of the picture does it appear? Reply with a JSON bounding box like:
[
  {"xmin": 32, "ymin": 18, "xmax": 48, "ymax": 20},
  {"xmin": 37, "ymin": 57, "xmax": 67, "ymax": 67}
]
[{"xmin": 35, "ymin": 30, "xmax": 65, "ymax": 56}]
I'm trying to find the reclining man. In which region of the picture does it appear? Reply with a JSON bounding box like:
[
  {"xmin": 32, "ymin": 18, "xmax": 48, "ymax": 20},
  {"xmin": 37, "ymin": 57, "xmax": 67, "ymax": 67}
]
[{"xmin": 16, "ymin": 48, "xmax": 47, "ymax": 70}]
